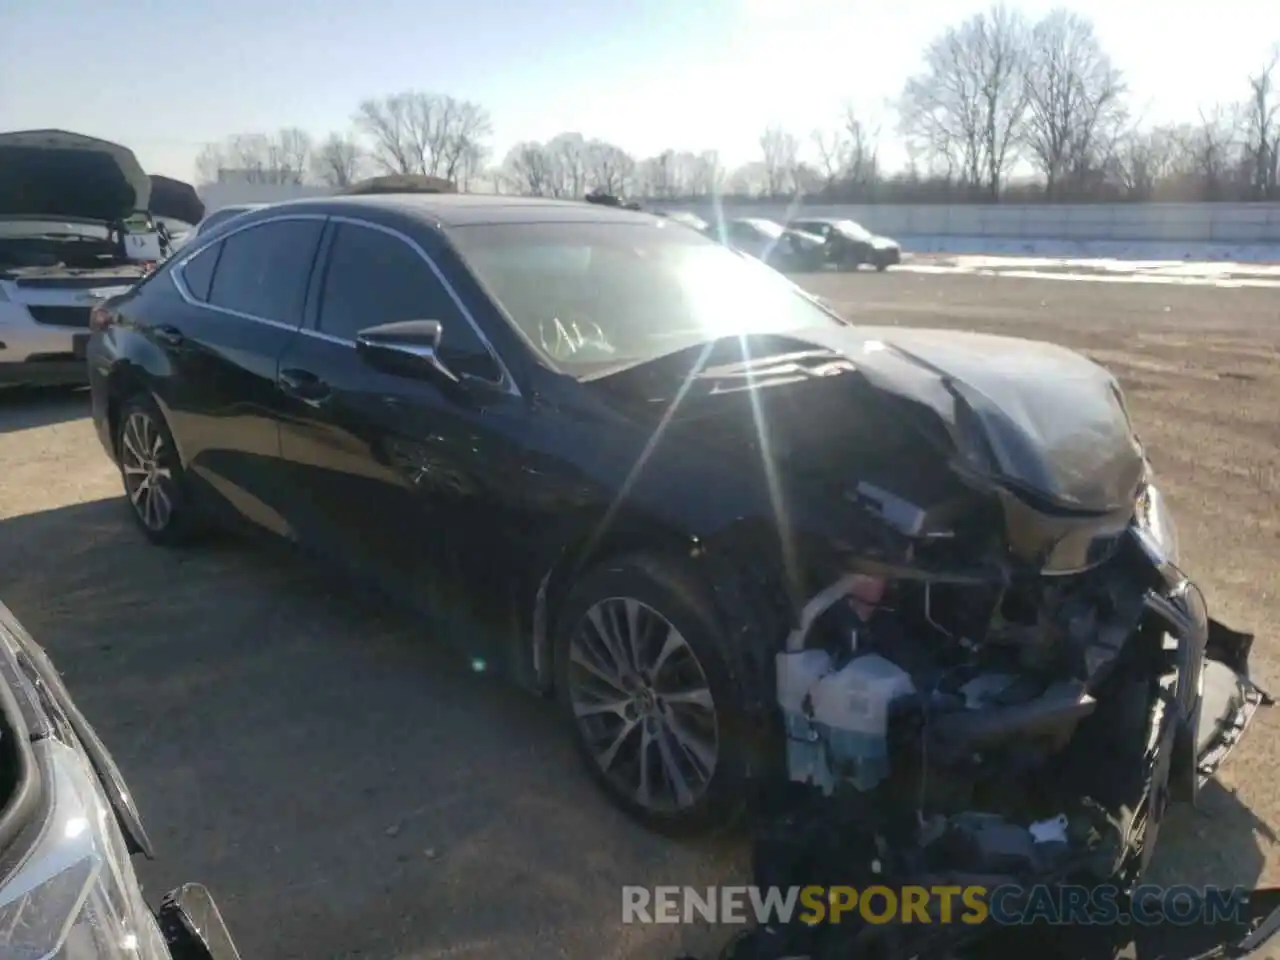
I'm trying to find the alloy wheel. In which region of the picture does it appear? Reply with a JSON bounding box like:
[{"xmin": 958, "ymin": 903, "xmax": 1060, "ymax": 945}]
[
  {"xmin": 120, "ymin": 411, "xmax": 175, "ymax": 532},
  {"xmin": 566, "ymin": 597, "xmax": 719, "ymax": 814}
]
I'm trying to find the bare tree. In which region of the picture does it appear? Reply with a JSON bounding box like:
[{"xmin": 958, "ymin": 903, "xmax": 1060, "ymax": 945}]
[
  {"xmin": 842, "ymin": 105, "xmax": 881, "ymax": 189},
  {"xmin": 1110, "ymin": 126, "xmax": 1180, "ymax": 199},
  {"xmin": 355, "ymin": 93, "xmax": 420, "ymax": 174},
  {"xmin": 502, "ymin": 142, "xmax": 556, "ymax": 196},
  {"xmin": 1023, "ymin": 10, "xmax": 1126, "ymax": 198},
  {"xmin": 688, "ymin": 150, "xmax": 724, "ymax": 196},
  {"xmin": 726, "ymin": 162, "xmax": 767, "ymax": 197},
  {"xmin": 268, "ymin": 128, "xmax": 312, "ymax": 184},
  {"xmin": 811, "ymin": 128, "xmax": 849, "ymax": 189},
  {"xmin": 312, "ymin": 133, "xmax": 364, "ymax": 187},
  {"xmin": 355, "ymin": 91, "xmax": 492, "ymax": 181},
  {"xmin": 435, "ymin": 97, "xmax": 493, "ymax": 182},
  {"xmin": 637, "ymin": 151, "xmax": 678, "ymax": 198},
  {"xmin": 546, "ymin": 133, "xmax": 590, "ymax": 197},
  {"xmin": 1177, "ymin": 107, "xmax": 1242, "ymax": 199},
  {"xmin": 225, "ymin": 134, "xmax": 272, "ymax": 182},
  {"xmin": 812, "ymin": 106, "xmax": 881, "ymax": 192},
  {"xmin": 759, "ymin": 125, "xmax": 800, "ymax": 197},
  {"xmin": 194, "ymin": 142, "xmax": 226, "ymax": 185},
  {"xmin": 901, "ymin": 5, "xmax": 1030, "ymax": 198},
  {"xmin": 455, "ymin": 140, "xmax": 489, "ymax": 192},
  {"xmin": 1243, "ymin": 48, "xmax": 1280, "ymax": 199},
  {"xmin": 585, "ymin": 140, "xmax": 636, "ymax": 195}
]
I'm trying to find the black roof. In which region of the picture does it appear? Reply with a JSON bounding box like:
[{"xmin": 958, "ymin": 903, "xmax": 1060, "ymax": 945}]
[{"xmin": 264, "ymin": 192, "xmax": 663, "ymax": 228}]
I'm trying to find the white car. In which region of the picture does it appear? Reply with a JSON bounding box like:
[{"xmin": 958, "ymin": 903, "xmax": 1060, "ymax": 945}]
[{"xmin": 0, "ymin": 130, "xmax": 176, "ymax": 388}]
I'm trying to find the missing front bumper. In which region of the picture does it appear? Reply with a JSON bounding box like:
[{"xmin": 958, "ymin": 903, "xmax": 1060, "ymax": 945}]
[{"xmin": 718, "ymin": 577, "xmax": 1271, "ymax": 960}]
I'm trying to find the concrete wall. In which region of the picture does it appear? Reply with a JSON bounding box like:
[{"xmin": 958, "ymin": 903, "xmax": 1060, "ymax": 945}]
[
  {"xmin": 195, "ymin": 183, "xmax": 1280, "ymax": 245},
  {"xmin": 197, "ymin": 182, "xmax": 332, "ymax": 214},
  {"xmin": 675, "ymin": 202, "xmax": 1280, "ymax": 244}
]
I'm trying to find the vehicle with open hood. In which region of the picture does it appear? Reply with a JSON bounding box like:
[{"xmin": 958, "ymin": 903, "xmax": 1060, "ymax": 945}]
[
  {"xmin": 0, "ymin": 598, "xmax": 240, "ymax": 960},
  {"xmin": 84, "ymin": 196, "xmax": 1265, "ymax": 907},
  {"xmin": 0, "ymin": 130, "xmax": 194, "ymax": 387}
]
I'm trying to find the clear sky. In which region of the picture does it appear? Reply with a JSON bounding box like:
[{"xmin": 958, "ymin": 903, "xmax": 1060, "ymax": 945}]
[{"xmin": 2, "ymin": 0, "xmax": 1276, "ymax": 181}]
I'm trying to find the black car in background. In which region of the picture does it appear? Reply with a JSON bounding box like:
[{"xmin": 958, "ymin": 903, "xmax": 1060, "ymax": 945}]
[
  {"xmin": 84, "ymin": 194, "xmax": 1261, "ymax": 856},
  {"xmin": 718, "ymin": 217, "xmax": 828, "ymax": 271},
  {"xmin": 788, "ymin": 215, "xmax": 901, "ymax": 270},
  {"xmin": 0, "ymin": 599, "xmax": 240, "ymax": 960}
]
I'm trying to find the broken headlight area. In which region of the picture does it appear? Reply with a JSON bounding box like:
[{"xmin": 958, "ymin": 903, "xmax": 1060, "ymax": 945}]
[{"xmin": 731, "ymin": 531, "xmax": 1270, "ymax": 960}]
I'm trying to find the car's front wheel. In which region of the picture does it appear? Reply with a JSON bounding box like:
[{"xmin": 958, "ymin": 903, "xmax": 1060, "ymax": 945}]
[
  {"xmin": 116, "ymin": 394, "xmax": 202, "ymax": 546},
  {"xmin": 554, "ymin": 554, "xmax": 745, "ymax": 835}
]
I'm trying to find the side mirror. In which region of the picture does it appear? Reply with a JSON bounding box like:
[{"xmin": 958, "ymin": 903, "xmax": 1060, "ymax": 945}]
[{"xmin": 355, "ymin": 320, "xmax": 461, "ymax": 387}]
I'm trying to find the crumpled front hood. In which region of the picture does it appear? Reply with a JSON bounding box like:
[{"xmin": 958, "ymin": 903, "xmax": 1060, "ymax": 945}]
[
  {"xmin": 805, "ymin": 325, "xmax": 1146, "ymax": 511},
  {"xmin": 595, "ymin": 325, "xmax": 1146, "ymax": 514},
  {"xmin": 0, "ymin": 129, "xmax": 151, "ymax": 222}
]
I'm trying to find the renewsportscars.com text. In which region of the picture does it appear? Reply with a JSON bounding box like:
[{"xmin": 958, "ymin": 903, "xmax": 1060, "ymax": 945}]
[{"xmin": 621, "ymin": 885, "xmax": 1250, "ymax": 927}]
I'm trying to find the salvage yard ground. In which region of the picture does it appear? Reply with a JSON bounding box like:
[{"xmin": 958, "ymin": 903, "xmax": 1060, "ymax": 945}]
[{"xmin": 1, "ymin": 270, "xmax": 1277, "ymax": 960}]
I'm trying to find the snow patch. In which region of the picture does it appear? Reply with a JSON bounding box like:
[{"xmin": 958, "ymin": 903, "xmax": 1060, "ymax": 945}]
[{"xmin": 899, "ymin": 235, "xmax": 1280, "ymax": 263}]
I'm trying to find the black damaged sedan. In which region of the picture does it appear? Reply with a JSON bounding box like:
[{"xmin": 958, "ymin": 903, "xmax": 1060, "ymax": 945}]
[{"xmin": 85, "ymin": 196, "xmax": 1264, "ymax": 878}]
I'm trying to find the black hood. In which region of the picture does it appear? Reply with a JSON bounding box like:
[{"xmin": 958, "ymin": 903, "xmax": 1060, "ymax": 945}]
[
  {"xmin": 0, "ymin": 129, "xmax": 151, "ymax": 222},
  {"xmin": 590, "ymin": 325, "xmax": 1146, "ymax": 516},
  {"xmin": 148, "ymin": 175, "xmax": 204, "ymax": 225}
]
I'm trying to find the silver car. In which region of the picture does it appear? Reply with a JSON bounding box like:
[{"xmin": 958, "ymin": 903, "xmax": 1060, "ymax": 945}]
[{"xmin": 0, "ymin": 599, "xmax": 241, "ymax": 959}]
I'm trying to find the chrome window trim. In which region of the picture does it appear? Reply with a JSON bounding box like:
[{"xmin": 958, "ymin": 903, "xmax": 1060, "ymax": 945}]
[{"xmin": 169, "ymin": 211, "xmax": 520, "ymax": 397}]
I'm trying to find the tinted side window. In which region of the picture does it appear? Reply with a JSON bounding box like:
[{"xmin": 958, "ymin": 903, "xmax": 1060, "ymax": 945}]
[
  {"xmin": 207, "ymin": 219, "xmax": 324, "ymax": 325},
  {"xmin": 317, "ymin": 223, "xmax": 495, "ymax": 375},
  {"xmin": 179, "ymin": 243, "xmax": 220, "ymax": 302}
]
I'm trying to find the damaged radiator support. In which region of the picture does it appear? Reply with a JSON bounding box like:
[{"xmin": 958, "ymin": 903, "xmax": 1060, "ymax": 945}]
[{"xmin": 708, "ymin": 547, "xmax": 1272, "ymax": 960}]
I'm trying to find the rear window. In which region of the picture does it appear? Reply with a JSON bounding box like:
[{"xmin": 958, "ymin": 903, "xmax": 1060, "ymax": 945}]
[{"xmin": 205, "ymin": 219, "xmax": 323, "ymax": 325}]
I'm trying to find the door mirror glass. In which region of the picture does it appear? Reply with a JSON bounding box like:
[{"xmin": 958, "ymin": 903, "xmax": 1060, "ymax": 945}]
[{"xmin": 355, "ymin": 319, "xmax": 462, "ymax": 387}]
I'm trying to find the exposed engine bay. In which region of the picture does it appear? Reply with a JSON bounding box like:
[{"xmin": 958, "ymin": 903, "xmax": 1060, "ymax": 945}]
[{"xmin": 721, "ymin": 537, "xmax": 1269, "ymax": 960}]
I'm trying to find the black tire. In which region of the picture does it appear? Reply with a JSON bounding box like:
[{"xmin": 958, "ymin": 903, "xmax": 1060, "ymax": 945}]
[
  {"xmin": 875, "ymin": 258, "xmax": 889, "ymax": 272},
  {"xmin": 553, "ymin": 553, "xmax": 747, "ymax": 836},
  {"xmin": 115, "ymin": 393, "xmax": 204, "ymax": 546}
]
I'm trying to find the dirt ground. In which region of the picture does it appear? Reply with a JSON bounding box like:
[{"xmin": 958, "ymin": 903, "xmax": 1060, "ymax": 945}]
[{"xmin": 0, "ymin": 271, "xmax": 1276, "ymax": 960}]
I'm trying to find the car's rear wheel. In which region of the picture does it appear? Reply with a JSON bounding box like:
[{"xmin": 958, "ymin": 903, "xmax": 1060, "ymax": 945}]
[
  {"xmin": 116, "ymin": 394, "xmax": 202, "ymax": 546},
  {"xmin": 554, "ymin": 554, "xmax": 745, "ymax": 835}
]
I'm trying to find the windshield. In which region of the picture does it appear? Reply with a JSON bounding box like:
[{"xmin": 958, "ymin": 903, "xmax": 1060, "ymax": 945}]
[
  {"xmin": 448, "ymin": 220, "xmax": 845, "ymax": 374},
  {"xmin": 838, "ymin": 220, "xmax": 873, "ymax": 240}
]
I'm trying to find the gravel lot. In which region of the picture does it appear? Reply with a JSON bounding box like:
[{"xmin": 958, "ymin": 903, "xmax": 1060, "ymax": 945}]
[{"xmin": 1, "ymin": 270, "xmax": 1276, "ymax": 960}]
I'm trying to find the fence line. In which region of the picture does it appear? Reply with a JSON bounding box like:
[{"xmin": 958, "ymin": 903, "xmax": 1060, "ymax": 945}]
[{"xmin": 196, "ymin": 184, "xmax": 1280, "ymax": 245}]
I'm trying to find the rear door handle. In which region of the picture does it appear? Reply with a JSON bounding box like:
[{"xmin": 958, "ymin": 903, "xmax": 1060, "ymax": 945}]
[
  {"xmin": 278, "ymin": 368, "xmax": 332, "ymax": 404},
  {"xmin": 154, "ymin": 324, "xmax": 185, "ymax": 347}
]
